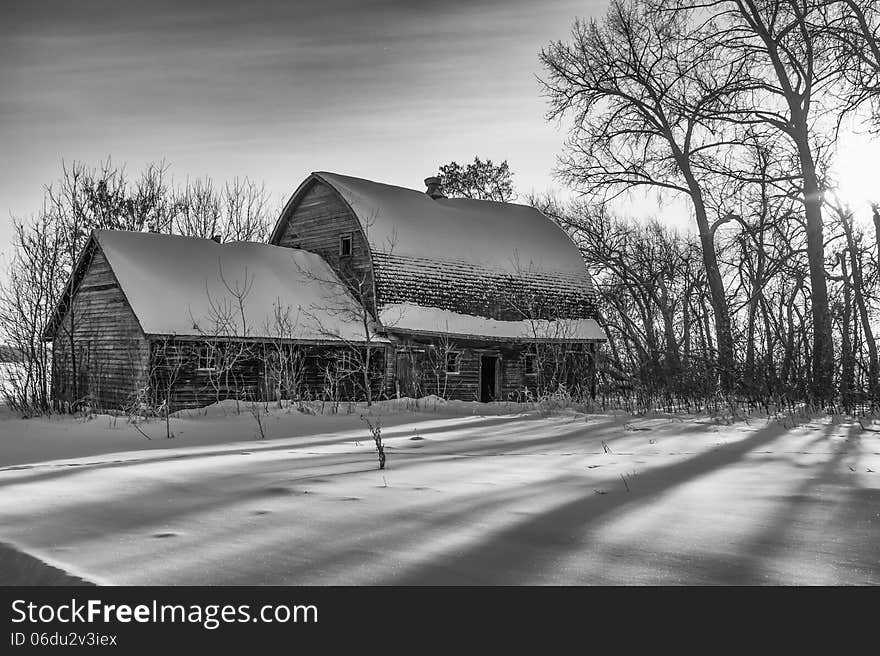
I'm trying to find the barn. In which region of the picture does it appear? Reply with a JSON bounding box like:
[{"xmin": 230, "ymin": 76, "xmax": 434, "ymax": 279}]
[
  {"xmin": 45, "ymin": 172, "xmax": 604, "ymax": 411},
  {"xmin": 271, "ymin": 172, "xmax": 604, "ymax": 402}
]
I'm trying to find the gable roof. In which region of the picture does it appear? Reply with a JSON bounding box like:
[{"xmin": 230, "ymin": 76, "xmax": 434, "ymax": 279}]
[
  {"xmin": 295, "ymin": 172, "xmax": 593, "ymax": 290},
  {"xmin": 48, "ymin": 230, "xmax": 384, "ymax": 343}
]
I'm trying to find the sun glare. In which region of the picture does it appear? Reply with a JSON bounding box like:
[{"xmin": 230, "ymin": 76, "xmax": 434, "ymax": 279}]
[{"xmin": 832, "ymin": 131, "xmax": 880, "ymax": 215}]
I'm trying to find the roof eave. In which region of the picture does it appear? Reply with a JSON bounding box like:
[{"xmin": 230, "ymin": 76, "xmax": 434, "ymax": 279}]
[
  {"xmin": 143, "ymin": 333, "xmax": 391, "ymax": 345},
  {"xmin": 385, "ymin": 327, "xmax": 605, "ymax": 344}
]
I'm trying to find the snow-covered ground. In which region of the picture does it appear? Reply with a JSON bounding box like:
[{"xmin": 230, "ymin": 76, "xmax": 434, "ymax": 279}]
[{"xmin": 0, "ymin": 400, "xmax": 878, "ymax": 585}]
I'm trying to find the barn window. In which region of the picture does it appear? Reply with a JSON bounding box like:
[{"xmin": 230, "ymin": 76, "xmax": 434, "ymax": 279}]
[
  {"xmin": 445, "ymin": 351, "xmax": 461, "ymax": 374},
  {"xmin": 336, "ymin": 350, "xmax": 354, "ymax": 371},
  {"xmin": 339, "ymin": 234, "xmax": 353, "ymax": 257},
  {"xmin": 197, "ymin": 344, "xmax": 218, "ymax": 372},
  {"xmin": 524, "ymin": 353, "xmax": 538, "ymax": 376}
]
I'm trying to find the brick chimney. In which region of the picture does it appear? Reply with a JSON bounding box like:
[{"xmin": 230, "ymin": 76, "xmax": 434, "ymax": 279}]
[{"xmin": 424, "ymin": 176, "xmax": 445, "ymax": 199}]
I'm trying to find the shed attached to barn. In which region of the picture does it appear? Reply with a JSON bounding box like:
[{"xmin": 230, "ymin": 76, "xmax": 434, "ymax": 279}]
[{"xmin": 45, "ymin": 229, "xmax": 386, "ymax": 412}]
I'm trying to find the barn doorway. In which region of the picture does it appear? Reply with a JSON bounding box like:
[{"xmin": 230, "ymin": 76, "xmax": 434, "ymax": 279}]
[
  {"xmin": 480, "ymin": 355, "xmax": 498, "ymax": 402},
  {"xmin": 395, "ymin": 349, "xmax": 417, "ymax": 398}
]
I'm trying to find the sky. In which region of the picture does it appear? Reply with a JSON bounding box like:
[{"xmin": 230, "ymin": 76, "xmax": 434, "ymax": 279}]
[
  {"xmin": 0, "ymin": 0, "xmax": 615, "ymax": 246},
  {"xmin": 2, "ymin": 0, "xmax": 877, "ymax": 258}
]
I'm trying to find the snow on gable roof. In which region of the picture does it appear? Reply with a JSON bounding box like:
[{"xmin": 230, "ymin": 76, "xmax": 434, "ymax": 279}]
[
  {"xmin": 93, "ymin": 230, "xmax": 382, "ymax": 342},
  {"xmin": 379, "ymin": 304, "xmax": 606, "ymax": 342},
  {"xmin": 313, "ymin": 172, "xmax": 593, "ymax": 288}
]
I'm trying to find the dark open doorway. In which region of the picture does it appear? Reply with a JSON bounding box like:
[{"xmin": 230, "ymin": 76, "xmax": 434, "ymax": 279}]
[
  {"xmin": 395, "ymin": 349, "xmax": 416, "ymax": 398},
  {"xmin": 480, "ymin": 355, "xmax": 497, "ymax": 402}
]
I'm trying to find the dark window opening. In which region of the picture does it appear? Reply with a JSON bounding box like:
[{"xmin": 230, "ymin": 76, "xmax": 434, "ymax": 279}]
[
  {"xmin": 524, "ymin": 353, "xmax": 538, "ymax": 376},
  {"xmin": 445, "ymin": 351, "xmax": 461, "ymax": 374},
  {"xmin": 340, "ymin": 234, "xmax": 353, "ymax": 257}
]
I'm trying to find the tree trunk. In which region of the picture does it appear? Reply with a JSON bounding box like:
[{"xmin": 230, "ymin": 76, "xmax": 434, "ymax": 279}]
[
  {"xmin": 797, "ymin": 145, "xmax": 834, "ymax": 401},
  {"xmin": 873, "ymin": 205, "xmax": 880, "ymax": 273},
  {"xmin": 841, "ymin": 213, "xmax": 879, "ymax": 396},
  {"xmin": 839, "ymin": 253, "xmax": 855, "ymax": 406},
  {"xmin": 677, "ymin": 158, "xmax": 734, "ymax": 392}
]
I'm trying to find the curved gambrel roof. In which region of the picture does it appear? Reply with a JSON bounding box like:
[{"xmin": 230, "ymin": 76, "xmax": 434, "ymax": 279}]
[
  {"xmin": 272, "ymin": 172, "xmax": 604, "ymax": 341},
  {"xmin": 316, "ymin": 172, "xmax": 592, "ymax": 282}
]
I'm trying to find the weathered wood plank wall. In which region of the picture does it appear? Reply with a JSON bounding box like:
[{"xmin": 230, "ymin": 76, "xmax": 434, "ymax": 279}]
[
  {"xmin": 275, "ymin": 181, "xmax": 377, "ymax": 314},
  {"xmin": 148, "ymin": 341, "xmax": 387, "ymax": 411},
  {"xmin": 51, "ymin": 248, "xmax": 150, "ymax": 411}
]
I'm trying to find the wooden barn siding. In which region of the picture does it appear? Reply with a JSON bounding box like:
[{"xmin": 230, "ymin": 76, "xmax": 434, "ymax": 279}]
[
  {"xmin": 149, "ymin": 340, "xmax": 387, "ymax": 411},
  {"xmin": 51, "ymin": 248, "xmax": 150, "ymax": 411},
  {"xmin": 275, "ymin": 181, "xmax": 377, "ymax": 314},
  {"xmin": 373, "ymin": 252, "xmax": 596, "ymax": 322},
  {"xmin": 389, "ymin": 336, "xmax": 596, "ymax": 401}
]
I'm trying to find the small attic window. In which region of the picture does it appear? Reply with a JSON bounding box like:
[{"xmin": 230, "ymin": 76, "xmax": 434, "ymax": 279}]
[{"xmin": 339, "ymin": 234, "xmax": 353, "ymax": 257}]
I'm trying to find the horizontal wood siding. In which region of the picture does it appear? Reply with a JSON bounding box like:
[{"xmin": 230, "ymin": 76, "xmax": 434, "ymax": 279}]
[
  {"xmin": 150, "ymin": 340, "xmax": 387, "ymax": 412},
  {"xmin": 275, "ymin": 180, "xmax": 377, "ymax": 315},
  {"xmin": 51, "ymin": 248, "xmax": 150, "ymax": 411},
  {"xmin": 389, "ymin": 336, "xmax": 596, "ymax": 401}
]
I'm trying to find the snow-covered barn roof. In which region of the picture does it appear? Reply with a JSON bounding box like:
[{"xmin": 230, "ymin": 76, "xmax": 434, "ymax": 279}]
[
  {"xmin": 283, "ymin": 171, "xmax": 594, "ymax": 287},
  {"xmin": 51, "ymin": 230, "xmax": 385, "ymax": 343},
  {"xmin": 271, "ymin": 172, "xmax": 603, "ymax": 340}
]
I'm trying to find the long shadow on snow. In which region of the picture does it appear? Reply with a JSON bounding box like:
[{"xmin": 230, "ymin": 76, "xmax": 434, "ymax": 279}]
[
  {"xmin": 0, "ymin": 412, "xmax": 720, "ymax": 577},
  {"xmin": 0, "ymin": 454, "xmax": 386, "ymax": 546},
  {"xmin": 0, "ymin": 541, "xmax": 97, "ymax": 586},
  {"xmin": 708, "ymin": 421, "xmax": 880, "ymax": 584},
  {"xmin": 388, "ymin": 419, "xmax": 794, "ymax": 584},
  {"xmin": 235, "ymin": 419, "xmax": 799, "ymax": 584},
  {"xmin": 0, "ymin": 416, "xmax": 648, "ymax": 576},
  {"xmin": 0, "ymin": 414, "xmax": 542, "ymax": 490},
  {"xmin": 390, "ymin": 415, "xmax": 641, "ymax": 459},
  {"xmin": 148, "ymin": 468, "xmax": 600, "ymax": 584},
  {"xmin": 0, "ymin": 414, "xmax": 622, "ymax": 492},
  {"xmin": 0, "ymin": 413, "xmax": 684, "ymax": 549}
]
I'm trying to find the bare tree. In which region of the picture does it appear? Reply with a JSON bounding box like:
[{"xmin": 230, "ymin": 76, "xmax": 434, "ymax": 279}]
[
  {"xmin": 147, "ymin": 337, "xmax": 186, "ymax": 439},
  {"xmin": 191, "ymin": 266, "xmax": 258, "ymax": 412},
  {"xmin": 437, "ymin": 157, "xmax": 516, "ymax": 202},
  {"xmin": 260, "ymin": 302, "xmax": 306, "ymax": 407},
  {"xmin": 540, "ymin": 0, "xmax": 740, "ymax": 390},
  {"xmin": 820, "ymin": 0, "xmax": 880, "ymax": 127},
  {"xmin": 360, "ymin": 414, "xmax": 386, "ymax": 470},
  {"xmin": 0, "ymin": 212, "xmax": 66, "ymax": 414},
  {"xmin": 424, "ymin": 331, "xmax": 461, "ymax": 399},
  {"xmin": 172, "ymin": 176, "xmax": 272, "ymax": 242},
  {"xmin": 659, "ymin": 0, "xmax": 860, "ymax": 399},
  {"xmin": 299, "ymin": 266, "xmax": 386, "ymax": 406}
]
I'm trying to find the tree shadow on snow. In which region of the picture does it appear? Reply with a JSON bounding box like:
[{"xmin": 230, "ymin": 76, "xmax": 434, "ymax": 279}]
[{"xmin": 387, "ymin": 419, "xmax": 804, "ymax": 584}]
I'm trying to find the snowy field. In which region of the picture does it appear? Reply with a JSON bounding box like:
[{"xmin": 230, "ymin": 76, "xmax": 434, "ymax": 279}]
[{"xmin": 0, "ymin": 399, "xmax": 878, "ymax": 585}]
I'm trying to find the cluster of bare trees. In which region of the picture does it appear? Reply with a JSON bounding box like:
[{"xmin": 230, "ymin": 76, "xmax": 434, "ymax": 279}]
[
  {"xmin": 437, "ymin": 157, "xmax": 516, "ymax": 202},
  {"xmin": 539, "ymin": 0, "xmax": 880, "ymax": 404},
  {"xmin": 0, "ymin": 159, "xmax": 275, "ymax": 415}
]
